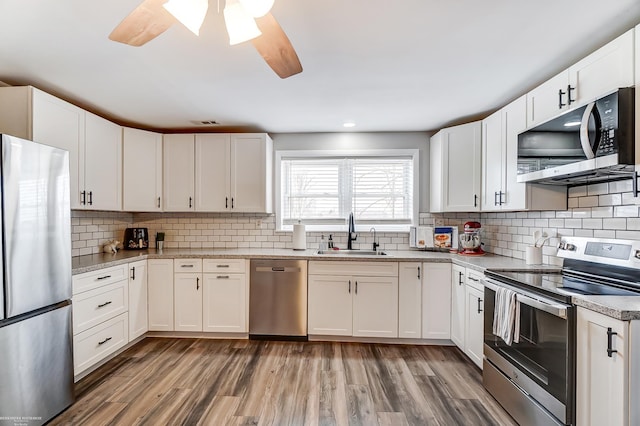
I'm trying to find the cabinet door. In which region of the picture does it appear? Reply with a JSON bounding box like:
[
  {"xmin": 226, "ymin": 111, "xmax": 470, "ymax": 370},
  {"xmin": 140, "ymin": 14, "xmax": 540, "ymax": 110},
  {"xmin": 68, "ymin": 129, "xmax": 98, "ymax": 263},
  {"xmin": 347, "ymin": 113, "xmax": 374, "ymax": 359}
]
[
  {"xmin": 163, "ymin": 134, "xmax": 195, "ymax": 211},
  {"xmin": 128, "ymin": 260, "xmax": 148, "ymax": 340},
  {"xmin": 481, "ymin": 110, "xmax": 504, "ymax": 212},
  {"xmin": 230, "ymin": 134, "xmax": 273, "ymax": 213},
  {"xmin": 352, "ymin": 275, "xmax": 398, "ymax": 338},
  {"xmin": 308, "ymin": 275, "xmax": 352, "ymax": 336},
  {"xmin": 84, "ymin": 112, "xmax": 122, "ymax": 211},
  {"xmin": 398, "ymin": 262, "xmax": 422, "ymax": 338},
  {"xmin": 195, "ymin": 134, "xmax": 230, "ymax": 212},
  {"xmin": 429, "ymin": 132, "xmax": 443, "ymax": 213},
  {"xmin": 123, "ymin": 128, "xmax": 162, "ymax": 211},
  {"xmin": 148, "ymin": 259, "xmax": 174, "ymax": 331},
  {"xmin": 569, "ymin": 29, "xmax": 634, "ymax": 108},
  {"xmin": 202, "ymin": 273, "xmax": 247, "ymax": 333},
  {"xmin": 174, "ymin": 273, "xmax": 202, "ymax": 331},
  {"xmin": 442, "ymin": 122, "xmax": 482, "ymax": 212},
  {"xmin": 465, "ymin": 285, "xmax": 484, "ymax": 369},
  {"xmin": 577, "ymin": 307, "xmax": 628, "ymax": 426},
  {"xmin": 450, "ymin": 265, "xmax": 466, "ymax": 349},
  {"xmin": 503, "ymin": 95, "xmax": 527, "ymax": 210},
  {"xmin": 526, "ymin": 70, "xmax": 569, "ymax": 128},
  {"xmin": 422, "ymin": 263, "xmax": 452, "ymax": 340},
  {"xmin": 31, "ymin": 89, "xmax": 85, "ymax": 209}
]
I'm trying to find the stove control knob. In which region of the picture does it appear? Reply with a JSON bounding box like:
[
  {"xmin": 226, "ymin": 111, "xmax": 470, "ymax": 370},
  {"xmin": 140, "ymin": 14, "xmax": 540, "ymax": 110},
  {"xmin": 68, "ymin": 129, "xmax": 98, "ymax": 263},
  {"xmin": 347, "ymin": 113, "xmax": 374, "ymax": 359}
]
[
  {"xmin": 565, "ymin": 244, "xmax": 577, "ymax": 251},
  {"xmin": 635, "ymin": 250, "xmax": 640, "ymax": 260},
  {"xmin": 558, "ymin": 242, "xmax": 565, "ymax": 250}
]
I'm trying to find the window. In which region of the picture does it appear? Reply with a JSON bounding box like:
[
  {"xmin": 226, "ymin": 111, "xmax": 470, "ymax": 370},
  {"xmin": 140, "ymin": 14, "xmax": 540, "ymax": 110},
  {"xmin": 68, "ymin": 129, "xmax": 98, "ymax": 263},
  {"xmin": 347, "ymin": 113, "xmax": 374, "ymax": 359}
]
[{"xmin": 276, "ymin": 150, "xmax": 418, "ymax": 231}]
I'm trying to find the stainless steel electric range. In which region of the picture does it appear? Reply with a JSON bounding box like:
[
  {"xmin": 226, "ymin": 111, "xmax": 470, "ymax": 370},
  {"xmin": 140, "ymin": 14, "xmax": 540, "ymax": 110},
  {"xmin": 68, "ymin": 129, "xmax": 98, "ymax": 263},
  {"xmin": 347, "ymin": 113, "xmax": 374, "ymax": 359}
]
[{"xmin": 482, "ymin": 236, "xmax": 640, "ymax": 426}]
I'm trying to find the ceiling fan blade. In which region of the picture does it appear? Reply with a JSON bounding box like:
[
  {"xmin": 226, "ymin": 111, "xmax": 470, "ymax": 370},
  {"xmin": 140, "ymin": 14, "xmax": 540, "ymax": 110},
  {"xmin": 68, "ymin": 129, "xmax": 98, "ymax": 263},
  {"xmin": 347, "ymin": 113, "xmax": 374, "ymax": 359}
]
[
  {"xmin": 109, "ymin": 0, "xmax": 176, "ymax": 47},
  {"xmin": 252, "ymin": 13, "xmax": 302, "ymax": 79}
]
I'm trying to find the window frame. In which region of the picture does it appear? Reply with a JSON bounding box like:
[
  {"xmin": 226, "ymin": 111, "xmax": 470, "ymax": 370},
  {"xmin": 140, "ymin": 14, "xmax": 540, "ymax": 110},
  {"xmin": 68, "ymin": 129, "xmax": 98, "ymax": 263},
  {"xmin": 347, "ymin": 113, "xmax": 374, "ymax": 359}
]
[{"xmin": 275, "ymin": 149, "xmax": 419, "ymax": 233}]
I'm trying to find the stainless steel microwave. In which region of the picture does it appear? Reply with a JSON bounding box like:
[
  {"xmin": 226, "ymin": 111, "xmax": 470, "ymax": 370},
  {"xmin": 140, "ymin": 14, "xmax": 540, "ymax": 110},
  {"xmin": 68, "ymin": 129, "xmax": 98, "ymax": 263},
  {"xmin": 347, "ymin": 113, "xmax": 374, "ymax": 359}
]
[{"xmin": 517, "ymin": 88, "xmax": 635, "ymax": 185}]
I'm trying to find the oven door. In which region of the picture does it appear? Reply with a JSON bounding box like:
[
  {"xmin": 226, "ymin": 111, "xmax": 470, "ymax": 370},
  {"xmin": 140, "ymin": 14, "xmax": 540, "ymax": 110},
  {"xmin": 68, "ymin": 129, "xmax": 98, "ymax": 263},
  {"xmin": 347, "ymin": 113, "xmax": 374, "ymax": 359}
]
[{"xmin": 483, "ymin": 279, "xmax": 575, "ymax": 424}]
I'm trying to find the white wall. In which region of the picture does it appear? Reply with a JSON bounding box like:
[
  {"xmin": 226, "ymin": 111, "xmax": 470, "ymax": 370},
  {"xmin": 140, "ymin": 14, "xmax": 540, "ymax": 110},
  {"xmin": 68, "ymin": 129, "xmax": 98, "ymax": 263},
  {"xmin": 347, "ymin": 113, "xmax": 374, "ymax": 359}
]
[{"xmin": 271, "ymin": 132, "xmax": 432, "ymax": 212}]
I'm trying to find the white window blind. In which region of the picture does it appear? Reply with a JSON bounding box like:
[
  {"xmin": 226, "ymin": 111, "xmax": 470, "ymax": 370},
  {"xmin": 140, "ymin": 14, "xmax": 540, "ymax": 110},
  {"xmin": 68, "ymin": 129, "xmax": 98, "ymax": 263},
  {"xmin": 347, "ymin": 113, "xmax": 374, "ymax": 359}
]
[{"xmin": 279, "ymin": 153, "xmax": 416, "ymax": 230}]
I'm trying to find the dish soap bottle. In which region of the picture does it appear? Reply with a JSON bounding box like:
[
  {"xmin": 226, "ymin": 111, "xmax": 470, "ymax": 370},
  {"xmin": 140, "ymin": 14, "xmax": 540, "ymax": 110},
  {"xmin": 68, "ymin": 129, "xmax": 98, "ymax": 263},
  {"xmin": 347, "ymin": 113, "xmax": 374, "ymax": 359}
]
[{"xmin": 319, "ymin": 234, "xmax": 328, "ymax": 251}]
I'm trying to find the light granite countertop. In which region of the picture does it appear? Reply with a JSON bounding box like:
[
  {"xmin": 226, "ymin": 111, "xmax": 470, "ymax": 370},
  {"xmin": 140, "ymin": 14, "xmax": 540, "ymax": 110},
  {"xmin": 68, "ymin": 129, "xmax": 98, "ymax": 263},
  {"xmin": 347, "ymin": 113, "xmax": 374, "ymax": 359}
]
[
  {"xmin": 71, "ymin": 248, "xmax": 559, "ymax": 275},
  {"xmin": 572, "ymin": 295, "xmax": 640, "ymax": 321}
]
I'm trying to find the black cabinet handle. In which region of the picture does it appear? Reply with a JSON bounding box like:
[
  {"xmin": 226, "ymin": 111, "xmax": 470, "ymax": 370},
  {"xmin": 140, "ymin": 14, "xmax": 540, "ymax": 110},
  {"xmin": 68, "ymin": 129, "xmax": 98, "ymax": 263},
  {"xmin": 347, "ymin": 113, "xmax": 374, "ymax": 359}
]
[
  {"xmin": 157, "ymin": 197, "xmax": 161, "ymax": 208},
  {"xmin": 567, "ymin": 85, "xmax": 575, "ymax": 105},
  {"xmin": 355, "ymin": 281, "xmax": 358, "ymax": 295},
  {"xmin": 217, "ymin": 275, "xmax": 230, "ymax": 279},
  {"xmin": 468, "ymin": 276, "xmax": 479, "ymax": 282},
  {"xmin": 494, "ymin": 191, "xmax": 498, "ymax": 206},
  {"xmin": 633, "ymin": 171, "xmax": 639, "ymax": 198},
  {"xmin": 189, "ymin": 197, "xmax": 193, "ymax": 208},
  {"xmin": 217, "ymin": 265, "xmax": 230, "ymax": 268},
  {"xmin": 98, "ymin": 337, "xmax": 112, "ymax": 345},
  {"xmin": 231, "ymin": 197, "xmax": 234, "ymax": 209},
  {"xmin": 88, "ymin": 191, "xmax": 93, "ymax": 206},
  {"xmin": 458, "ymin": 271, "xmax": 464, "ymax": 285},
  {"xmin": 477, "ymin": 297, "xmax": 483, "ymax": 314},
  {"xmin": 348, "ymin": 280, "xmax": 351, "ymax": 294},
  {"xmin": 226, "ymin": 197, "xmax": 228, "ymax": 208},
  {"xmin": 131, "ymin": 266, "xmax": 136, "ymax": 280},
  {"xmin": 196, "ymin": 277, "xmax": 200, "ymax": 290},
  {"xmin": 499, "ymin": 191, "xmax": 505, "ymax": 205},
  {"xmin": 181, "ymin": 264, "xmax": 194, "ymax": 268},
  {"xmin": 417, "ymin": 266, "xmax": 421, "ymax": 280},
  {"xmin": 474, "ymin": 194, "xmax": 478, "ymax": 207},
  {"xmin": 81, "ymin": 191, "xmax": 86, "ymax": 205},
  {"xmin": 558, "ymin": 88, "xmax": 566, "ymax": 109},
  {"xmin": 607, "ymin": 327, "xmax": 618, "ymax": 357},
  {"xmin": 96, "ymin": 275, "xmax": 111, "ymax": 281},
  {"xmin": 97, "ymin": 301, "xmax": 112, "ymax": 308}
]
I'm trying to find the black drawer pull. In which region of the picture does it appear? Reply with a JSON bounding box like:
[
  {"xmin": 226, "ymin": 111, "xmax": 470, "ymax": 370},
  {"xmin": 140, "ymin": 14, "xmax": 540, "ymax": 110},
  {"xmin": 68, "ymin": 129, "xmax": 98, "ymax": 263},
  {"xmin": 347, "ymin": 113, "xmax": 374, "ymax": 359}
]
[
  {"xmin": 217, "ymin": 265, "xmax": 230, "ymax": 268},
  {"xmin": 181, "ymin": 264, "xmax": 194, "ymax": 268},
  {"xmin": 468, "ymin": 276, "xmax": 479, "ymax": 282},
  {"xmin": 607, "ymin": 327, "xmax": 618, "ymax": 357},
  {"xmin": 97, "ymin": 301, "xmax": 112, "ymax": 308},
  {"xmin": 217, "ymin": 275, "xmax": 230, "ymax": 279},
  {"xmin": 98, "ymin": 337, "xmax": 112, "ymax": 345},
  {"xmin": 96, "ymin": 275, "xmax": 111, "ymax": 281}
]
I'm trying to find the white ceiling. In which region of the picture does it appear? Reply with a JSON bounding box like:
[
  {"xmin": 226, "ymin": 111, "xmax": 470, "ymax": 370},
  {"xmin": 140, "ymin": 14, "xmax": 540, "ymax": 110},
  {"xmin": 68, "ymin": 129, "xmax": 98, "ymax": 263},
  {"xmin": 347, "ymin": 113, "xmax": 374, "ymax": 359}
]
[{"xmin": 1, "ymin": 0, "xmax": 640, "ymax": 133}]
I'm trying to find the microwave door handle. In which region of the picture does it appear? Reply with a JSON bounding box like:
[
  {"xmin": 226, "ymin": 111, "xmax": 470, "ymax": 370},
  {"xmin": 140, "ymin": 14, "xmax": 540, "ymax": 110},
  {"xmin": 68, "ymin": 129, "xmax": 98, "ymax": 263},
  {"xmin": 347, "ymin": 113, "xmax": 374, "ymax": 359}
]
[
  {"xmin": 579, "ymin": 102, "xmax": 597, "ymax": 159},
  {"xmin": 483, "ymin": 279, "xmax": 568, "ymax": 319}
]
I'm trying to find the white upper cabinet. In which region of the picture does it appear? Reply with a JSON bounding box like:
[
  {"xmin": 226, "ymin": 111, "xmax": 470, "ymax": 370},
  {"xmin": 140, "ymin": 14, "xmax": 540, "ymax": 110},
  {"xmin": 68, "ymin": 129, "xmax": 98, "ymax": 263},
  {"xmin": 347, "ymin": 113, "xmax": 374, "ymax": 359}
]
[
  {"xmin": 195, "ymin": 134, "xmax": 230, "ymax": 211},
  {"xmin": 163, "ymin": 132, "xmax": 272, "ymax": 213},
  {"xmin": 481, "ymin": 96, "xmax": 566, "ymax": 212},
  {"xmin": 83, "ymin": 112, "xmax": 122, "ymax": 211},
  {"xmin": 0, "ymin": 87, "xmax": 123, "ymax": 211},
  {"xmin": 123, "ymin": 128, "xmax": 163, "ymax": 211},
  {"xmin": 230, "ymin": 133, "xmax": 273, "ymax": 213},
  {"xmin": 163, "ymin": 134, "xmax": 195, "ymax": 211},
  {"xmin": 430, "ymin": 121, "xmax": 482, "ymax": 212},
  {"xmin": 527, "ymin": 29, "xmax": 634, "ymax": 128}
]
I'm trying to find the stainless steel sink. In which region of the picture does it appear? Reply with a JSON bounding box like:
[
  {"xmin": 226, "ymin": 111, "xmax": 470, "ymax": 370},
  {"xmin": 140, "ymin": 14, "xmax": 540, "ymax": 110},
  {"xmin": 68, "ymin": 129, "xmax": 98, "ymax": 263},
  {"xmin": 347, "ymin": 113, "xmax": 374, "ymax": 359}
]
[{"xmin": 315, "ymin": 250, "xmax": 389, "ymax": 256}]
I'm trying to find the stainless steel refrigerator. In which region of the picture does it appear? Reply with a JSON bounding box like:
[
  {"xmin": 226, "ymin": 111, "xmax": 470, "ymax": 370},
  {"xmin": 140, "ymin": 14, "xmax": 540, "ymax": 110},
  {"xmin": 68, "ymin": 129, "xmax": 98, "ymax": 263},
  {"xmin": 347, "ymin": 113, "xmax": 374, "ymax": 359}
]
[{"xmin": 0, "ymin": 134, "xmax": 74, "ymax": 425}]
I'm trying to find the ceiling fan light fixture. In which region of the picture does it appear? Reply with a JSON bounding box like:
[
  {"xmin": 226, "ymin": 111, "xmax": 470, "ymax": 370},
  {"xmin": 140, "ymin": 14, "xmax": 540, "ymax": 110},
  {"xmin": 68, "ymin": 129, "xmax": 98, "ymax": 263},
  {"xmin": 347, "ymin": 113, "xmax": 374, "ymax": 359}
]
[
  {"xmin": 224, "ymin": 0, "xmax": 262, "ymax": 45},
  {"xmin": 237, "ymin": 0, "xmax": 274, "ymax": 18},
  {"xmin": 163, "ymin": 0, "xmax": 209, "ymax": 36}
]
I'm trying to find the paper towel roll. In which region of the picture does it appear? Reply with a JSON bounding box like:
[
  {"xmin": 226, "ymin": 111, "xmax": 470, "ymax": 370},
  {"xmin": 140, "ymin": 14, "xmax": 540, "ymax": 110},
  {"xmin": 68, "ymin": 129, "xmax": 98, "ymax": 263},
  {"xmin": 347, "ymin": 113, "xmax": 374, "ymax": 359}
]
[{"xmin": 293, "ymin": 223, "xmax": 306, "ymax": 250}]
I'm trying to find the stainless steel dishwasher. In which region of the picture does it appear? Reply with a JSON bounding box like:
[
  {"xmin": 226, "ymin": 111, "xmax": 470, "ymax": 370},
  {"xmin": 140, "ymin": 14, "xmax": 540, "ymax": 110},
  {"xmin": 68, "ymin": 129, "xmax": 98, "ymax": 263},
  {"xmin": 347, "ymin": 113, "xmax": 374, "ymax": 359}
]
[{"xmin": 249, "ymin": 259, "xmax": 308, "ymax": 339}]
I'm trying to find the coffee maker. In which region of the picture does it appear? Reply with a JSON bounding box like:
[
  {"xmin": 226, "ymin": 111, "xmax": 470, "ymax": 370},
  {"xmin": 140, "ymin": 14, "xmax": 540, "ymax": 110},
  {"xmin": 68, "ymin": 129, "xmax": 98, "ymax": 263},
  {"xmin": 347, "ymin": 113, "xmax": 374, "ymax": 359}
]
[{"xmin": 458, "ymin": 221, "xmax": 484, "ymax": 255}]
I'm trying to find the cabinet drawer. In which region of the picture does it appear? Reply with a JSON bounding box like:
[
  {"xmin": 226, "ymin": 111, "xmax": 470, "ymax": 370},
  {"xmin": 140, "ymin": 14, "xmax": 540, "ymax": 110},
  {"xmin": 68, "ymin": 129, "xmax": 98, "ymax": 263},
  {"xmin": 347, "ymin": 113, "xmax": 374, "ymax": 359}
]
[
  {"xmin": 174, "ymin": 258, "xmax": 202, "ymax": 272},
  {"xmin": 73, "ymin": 280, "xmax": 128, "ymax": 335},
  {"xmin": 466, "ymin": 269, "xmax": 484, "ymax": 291},
  {"xmin": 73, "ymin": 264, "xmax": 128, "ymax": 295},
  {"xmin": 309, "ymin": 261, "xmax": 398, "ymax": 277},
  {"xmin": 203, "ymin": 258, "xmax": 246, "ymax": 274},
  {"xmin": 73, "ymin": 312, "xmax": 129, "ymax": 376}
]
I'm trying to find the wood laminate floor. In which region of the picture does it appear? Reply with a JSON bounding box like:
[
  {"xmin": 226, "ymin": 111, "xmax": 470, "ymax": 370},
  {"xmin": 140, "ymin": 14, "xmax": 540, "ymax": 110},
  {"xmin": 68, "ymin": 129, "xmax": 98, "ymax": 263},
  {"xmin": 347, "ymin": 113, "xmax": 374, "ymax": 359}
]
[{"xmin": 52, "ymin": 338, "xmax": 517, "ymax": 425}]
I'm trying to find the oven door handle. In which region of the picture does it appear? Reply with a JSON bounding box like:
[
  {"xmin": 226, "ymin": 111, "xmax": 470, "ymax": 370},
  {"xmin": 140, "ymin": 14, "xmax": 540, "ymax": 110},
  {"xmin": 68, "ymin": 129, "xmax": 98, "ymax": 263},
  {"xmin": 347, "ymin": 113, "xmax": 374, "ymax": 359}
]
[{"xmin": 483, "ymin": 279, "xmax": 568, "ymax": 319}]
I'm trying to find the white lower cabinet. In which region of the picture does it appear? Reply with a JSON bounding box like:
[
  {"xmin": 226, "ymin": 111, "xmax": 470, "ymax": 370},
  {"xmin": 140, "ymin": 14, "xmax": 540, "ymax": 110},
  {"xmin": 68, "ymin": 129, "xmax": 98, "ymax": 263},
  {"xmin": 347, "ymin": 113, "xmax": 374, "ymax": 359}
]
[
  {"xmin": 464, "ymin": 273, "xmax": 484, "ymax": 369},
  {"xmin": 450, "ymin": 264, "xmax": 466, "ymax": 348},
  {"xmin": 576, "ymin": 307, "xmax": 640, "ymax": 426},
  {"xmin": 422, "ymin": 263, "xmax": 452, "ymax": 340},
  {"xmin": 72, "ymin": 265, "xmax": 130, "ymax": 378},
  {"xmin": 202, "ymin": 259, "xmax": 249, "ymax": 333},
  {"xmin": 174, "ymin": 273, "xmax": 203, "ymax": 332},
  {"xmin": 147, "ymin": 259, "xmax": 174, "ymax": 331},
  {"xmin": 128, "ymin": 260, "xmax": 148, "ymax": 341},
  {"xmin": 399, "ymin": 262, "xmax": 422, "ymax": 338},
  {"xmin": 308, "ymin": 261, "xmax": 398, "ymax": 338}
]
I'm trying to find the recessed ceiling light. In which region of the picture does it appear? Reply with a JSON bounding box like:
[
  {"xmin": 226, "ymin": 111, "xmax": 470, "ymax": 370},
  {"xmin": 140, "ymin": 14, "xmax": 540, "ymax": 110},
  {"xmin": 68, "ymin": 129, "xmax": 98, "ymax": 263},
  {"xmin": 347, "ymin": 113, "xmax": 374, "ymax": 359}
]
[
  {"xmin": 343, "ymin": 122, "xmax": 356, "ymax": 128},
  {"xmin": 564, "ymin": 121, "xmax": 581, "ymax": 127}
]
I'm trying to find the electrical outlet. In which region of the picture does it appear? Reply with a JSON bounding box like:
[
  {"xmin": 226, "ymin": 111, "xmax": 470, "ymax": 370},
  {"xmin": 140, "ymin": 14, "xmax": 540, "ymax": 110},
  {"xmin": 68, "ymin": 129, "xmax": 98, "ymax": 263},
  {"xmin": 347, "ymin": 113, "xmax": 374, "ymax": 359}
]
[
  {"xmin": 435, "ymin": 218, "xmax": 445, "ymax": 226},
  {"xmin": 256, "ymin": 219, "xmax": 263, "ymax": 228}
]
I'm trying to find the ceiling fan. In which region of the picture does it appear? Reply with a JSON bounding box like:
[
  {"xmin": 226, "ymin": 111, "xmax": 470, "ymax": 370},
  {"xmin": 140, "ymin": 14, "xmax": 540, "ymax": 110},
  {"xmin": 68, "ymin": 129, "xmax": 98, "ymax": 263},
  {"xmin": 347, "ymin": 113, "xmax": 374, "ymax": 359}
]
[{"xmin": 109, "ymin": 0, "xmax": 302, "ymax": 79}]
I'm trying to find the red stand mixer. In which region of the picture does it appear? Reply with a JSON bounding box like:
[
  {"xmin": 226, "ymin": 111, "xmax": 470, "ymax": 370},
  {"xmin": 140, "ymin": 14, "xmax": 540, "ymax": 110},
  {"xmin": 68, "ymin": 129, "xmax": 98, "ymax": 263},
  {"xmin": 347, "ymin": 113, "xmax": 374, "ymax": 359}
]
[{"xmin": 458, "ymin": 221, "xmax": 485, "ymax": 255}]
